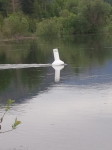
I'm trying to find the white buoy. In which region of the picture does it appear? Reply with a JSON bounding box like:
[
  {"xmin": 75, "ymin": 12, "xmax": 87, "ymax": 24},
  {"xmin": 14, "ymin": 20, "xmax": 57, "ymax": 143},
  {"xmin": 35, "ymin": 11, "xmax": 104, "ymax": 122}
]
[{"xmin": 52, "ymin": 48, "xmax": 64, "ymax": 66}]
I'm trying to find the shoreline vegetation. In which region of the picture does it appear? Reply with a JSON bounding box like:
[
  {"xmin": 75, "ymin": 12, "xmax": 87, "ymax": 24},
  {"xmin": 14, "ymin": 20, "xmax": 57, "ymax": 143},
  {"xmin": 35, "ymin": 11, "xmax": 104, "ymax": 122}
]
[{"xmin": 0, "ymin": 0, "xmax": 111, "ymax": 39}]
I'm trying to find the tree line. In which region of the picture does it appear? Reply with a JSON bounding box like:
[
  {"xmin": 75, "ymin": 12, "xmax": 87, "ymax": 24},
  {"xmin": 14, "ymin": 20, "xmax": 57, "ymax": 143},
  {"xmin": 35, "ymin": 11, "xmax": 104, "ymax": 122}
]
[{"xmin": 0, "ymin": 0, "xmax": 112, "ymax": 37}]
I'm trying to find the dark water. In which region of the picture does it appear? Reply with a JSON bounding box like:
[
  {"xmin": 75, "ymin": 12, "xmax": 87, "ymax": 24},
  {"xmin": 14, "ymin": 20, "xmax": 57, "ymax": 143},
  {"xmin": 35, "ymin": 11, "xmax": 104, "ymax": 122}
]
[{"xmin": 0, "ymin": 34, "xmax": 112, "ymax": 150}]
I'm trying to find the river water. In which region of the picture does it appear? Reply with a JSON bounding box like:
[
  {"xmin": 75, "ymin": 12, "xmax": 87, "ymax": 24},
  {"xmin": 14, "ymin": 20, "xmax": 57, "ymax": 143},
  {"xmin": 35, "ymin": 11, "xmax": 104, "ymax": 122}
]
[{"xmin": 0, "ymin": 35, "xmax": 112, "ymax": 150}]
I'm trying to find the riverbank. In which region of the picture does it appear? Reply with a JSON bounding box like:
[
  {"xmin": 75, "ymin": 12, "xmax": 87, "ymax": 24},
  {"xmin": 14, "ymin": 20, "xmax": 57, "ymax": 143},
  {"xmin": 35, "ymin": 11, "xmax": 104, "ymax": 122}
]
[{"xmin": 0, "ymin": 35, "xmax": 36, "ymax": 42}]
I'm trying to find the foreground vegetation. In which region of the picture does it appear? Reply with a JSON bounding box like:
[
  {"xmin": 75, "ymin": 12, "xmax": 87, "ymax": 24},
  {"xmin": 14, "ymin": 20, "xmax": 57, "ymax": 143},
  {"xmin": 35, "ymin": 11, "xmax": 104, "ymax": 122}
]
[
  {"xmin": 0, "ymin": 99, "xmax": 21, "ymax": 133},
  {"xmin": 0, "ymin": 0, "xmax": 112, "ymax": 37}
]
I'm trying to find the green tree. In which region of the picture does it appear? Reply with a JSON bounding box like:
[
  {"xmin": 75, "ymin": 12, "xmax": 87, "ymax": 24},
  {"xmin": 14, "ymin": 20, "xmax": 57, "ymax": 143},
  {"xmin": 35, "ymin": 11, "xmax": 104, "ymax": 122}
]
[
  {"xmin": 64, "ymin": 0, "xmax": 79, "ymax": 14},
  {"xmin": 78, "ymin": 0, "xmax": 111, "ymax": 33},
  {"xmin": 3, "ymin": 13, "xmax": 29, "ymax": 37}
]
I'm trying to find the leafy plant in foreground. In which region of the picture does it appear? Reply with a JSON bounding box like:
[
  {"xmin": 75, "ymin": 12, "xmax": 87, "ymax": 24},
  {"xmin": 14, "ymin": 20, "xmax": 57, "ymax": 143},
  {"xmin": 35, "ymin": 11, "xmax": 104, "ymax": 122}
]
[{"xmin": 0, "ymin": 99, "xmax": 21, "ymax": 133}]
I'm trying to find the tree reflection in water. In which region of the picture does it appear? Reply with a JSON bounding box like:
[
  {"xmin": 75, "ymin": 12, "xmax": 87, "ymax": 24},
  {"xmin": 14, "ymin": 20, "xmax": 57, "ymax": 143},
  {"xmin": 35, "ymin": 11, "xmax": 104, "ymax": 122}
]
[{"xmin": 0, "ymin": 34, "xmax": 112, "ymax": 103}]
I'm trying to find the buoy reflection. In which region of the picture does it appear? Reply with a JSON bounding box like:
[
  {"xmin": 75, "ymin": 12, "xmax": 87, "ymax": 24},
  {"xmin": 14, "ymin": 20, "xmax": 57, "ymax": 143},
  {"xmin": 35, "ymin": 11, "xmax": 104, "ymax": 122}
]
[{"xmin": 52, "ymin": 65, "xmax": 64, "ymax": 82}]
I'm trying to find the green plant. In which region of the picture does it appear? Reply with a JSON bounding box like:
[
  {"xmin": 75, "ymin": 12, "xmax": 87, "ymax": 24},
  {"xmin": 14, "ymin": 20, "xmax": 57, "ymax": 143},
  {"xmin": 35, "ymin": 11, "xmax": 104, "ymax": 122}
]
[
  {"xmin": 0, "ymin": 99, "xmax": 21, "ymax": 133},
  {"xmin": 36, "ymin": 17, "xmax": 60, "ymax": 36},
  {"xmin": 3, "ymin": 13, "xmax": 29, "ymax": 37}
]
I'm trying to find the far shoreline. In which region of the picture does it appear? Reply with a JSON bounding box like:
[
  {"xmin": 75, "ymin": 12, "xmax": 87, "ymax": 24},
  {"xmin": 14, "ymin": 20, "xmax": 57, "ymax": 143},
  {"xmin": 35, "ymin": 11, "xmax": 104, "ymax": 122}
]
[{"xmin": 0, "ymin": 36, "xmax": 37, "ymax": 42}]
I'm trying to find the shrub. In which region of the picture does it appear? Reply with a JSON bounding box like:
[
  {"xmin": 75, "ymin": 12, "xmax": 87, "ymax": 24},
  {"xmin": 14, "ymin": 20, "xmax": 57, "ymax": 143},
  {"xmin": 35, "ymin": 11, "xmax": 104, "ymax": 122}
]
[
  {"xmin": 36, "ymin": 11, "xmax": 77, "ymax": 36},
  {"xmin": 36, "ymin": 17, "xmax": 61, "ymax": 36},
  {"xmin": 59, "ymin": 11, "xmax": 77, "ymax": 34},
  {"xmin": 3, "ymin": 13, "xmax": 29, "ymax": 37},
  {"xmin": 104, "ymin": 22, "xmax": 112, "ymax": 33},
  {"xmin": 28, "ymin": 18, "xmax": 37, "ymax": 33}
]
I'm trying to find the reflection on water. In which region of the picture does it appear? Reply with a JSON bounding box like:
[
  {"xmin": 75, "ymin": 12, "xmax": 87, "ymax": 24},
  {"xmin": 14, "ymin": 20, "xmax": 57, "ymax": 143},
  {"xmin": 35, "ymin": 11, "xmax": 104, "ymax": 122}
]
[
  {"xmin": 52, "ymin": 65, "xmax": 64, "ymax": 82},
  {"xmin": 0, "ymin": 35, "xmax": 112, "ymax": 150},
  {"xmin": 0, "ymin": 34, "xmax": 112, "ymax": 102}
]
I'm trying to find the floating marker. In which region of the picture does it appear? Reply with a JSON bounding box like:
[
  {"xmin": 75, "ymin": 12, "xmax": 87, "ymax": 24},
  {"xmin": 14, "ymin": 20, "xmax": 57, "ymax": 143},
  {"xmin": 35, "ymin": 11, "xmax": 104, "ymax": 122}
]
[
  {"xmin": 0, "ymin": 48, "xmax": 65, "ymax": 70},
  {"xmin": 52, "ymin": 48, "xmax": 64, "ymax": 66}
]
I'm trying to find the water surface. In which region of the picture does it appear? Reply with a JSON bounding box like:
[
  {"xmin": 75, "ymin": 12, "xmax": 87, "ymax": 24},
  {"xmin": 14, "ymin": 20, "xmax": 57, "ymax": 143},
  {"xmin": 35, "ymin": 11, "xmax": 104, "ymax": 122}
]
[{"xmin": 0, "ymin": 35, "xmax": 112, "ymax": 150}]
